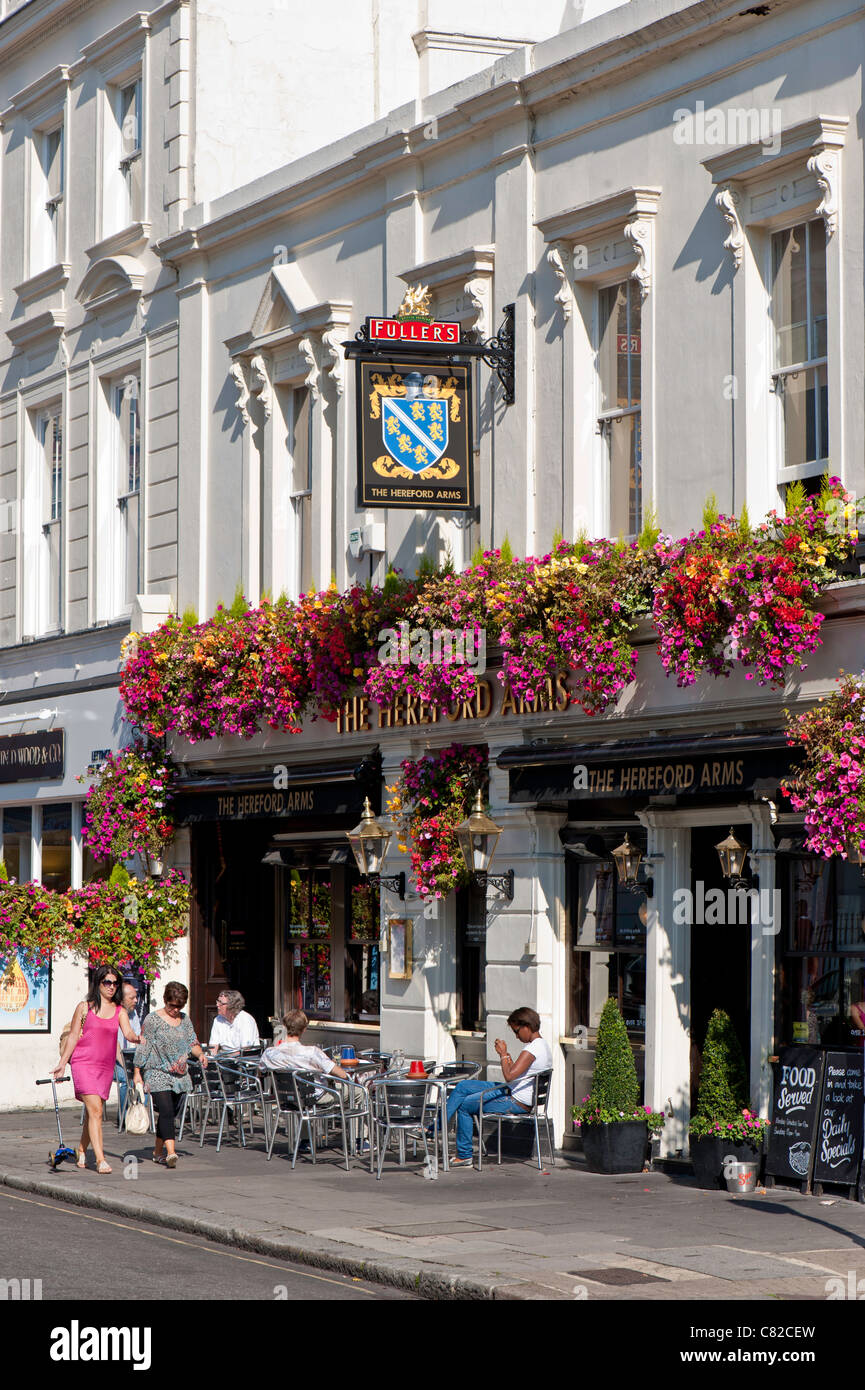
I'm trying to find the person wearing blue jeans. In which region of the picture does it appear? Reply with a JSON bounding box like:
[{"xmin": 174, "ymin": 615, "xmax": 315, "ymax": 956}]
[
  {"xmin": 115, "ymin": 981, "xmax": 142, "ymax": 1120},
  {"xmin": 446, "ymin": 1080, "xmax": 525, "ymax": 1162},
  {"xmin": 445, "ymin": 1007, "xmax": 553, "ymax": 1168}
]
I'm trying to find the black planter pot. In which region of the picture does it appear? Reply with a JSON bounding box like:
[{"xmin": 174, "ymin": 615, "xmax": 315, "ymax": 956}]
[
  {"xmin": 690, "ymin": 1135, "xmax": 762, "ymax": 1190},
  {"xmin": 581, "ymin": 1120, "xmax": 649, "ymax": 1174}
]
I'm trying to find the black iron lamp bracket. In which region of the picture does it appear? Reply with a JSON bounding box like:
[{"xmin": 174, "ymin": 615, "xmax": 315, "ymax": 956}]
[
  {"xmin": 376, "ymin": 871, "xmax": 406, "ymax": 900},
  {"xmin": 623, "ymin": 876, "xmax": 654, "ymax": 899},
  {"xmin": 473, "ymin": 868, "xmax": 515, "ymax": 901}
]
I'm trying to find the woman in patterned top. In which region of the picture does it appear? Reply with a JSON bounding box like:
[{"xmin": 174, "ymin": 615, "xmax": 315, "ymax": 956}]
[{"xmin": 133, "ymin": 981, "xmax": 209, "ymax": 1168}]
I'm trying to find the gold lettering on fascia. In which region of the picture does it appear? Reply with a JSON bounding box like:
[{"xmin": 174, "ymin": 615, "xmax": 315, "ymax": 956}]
[
  {"xmin": 215, "ymin": 789, "xmax": 315, "ymax": 818},
  {"xmin": 583, "ymin": 759, "xmax": 747, "ymax": 795},
  {"xmin": 338, "ymin": 674, "xmax": 567, "ymax": 735}
]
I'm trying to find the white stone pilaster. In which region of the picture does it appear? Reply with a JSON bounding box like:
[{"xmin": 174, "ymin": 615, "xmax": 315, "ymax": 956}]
[{"xmin": 639, "ymin": 812, "xmax": 692, "ymax": 1156}]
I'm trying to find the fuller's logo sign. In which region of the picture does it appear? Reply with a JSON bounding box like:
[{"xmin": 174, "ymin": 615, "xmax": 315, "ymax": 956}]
[{"xmin": 369, "ymin": 317, "xmax": 460, "ymax": 344}]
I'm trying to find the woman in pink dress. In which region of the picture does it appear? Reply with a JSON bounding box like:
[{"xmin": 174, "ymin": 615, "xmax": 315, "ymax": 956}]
[{"xmin": 53, "ymin": 963, "xmax": 140, "ymax": 1174}]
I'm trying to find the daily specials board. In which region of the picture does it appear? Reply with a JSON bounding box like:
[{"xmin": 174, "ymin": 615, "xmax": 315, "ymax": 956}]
[
  {"xmin": 812, "ymin": 1051, "xmax": 864, "ymax": 1187},
  {"xmin": 766, "ymin": 1047, "xmax": 825, "ymax": 1185}
]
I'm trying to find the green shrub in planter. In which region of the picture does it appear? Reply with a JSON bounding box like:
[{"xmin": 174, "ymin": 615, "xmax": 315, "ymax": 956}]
[
  {"xmin": 689, "ymin": 1009, "xmax": 769, "ymax": 1189},
  {"xmin": 572, "ymin": 997, "xmax": 665, "ymax": 1134}
]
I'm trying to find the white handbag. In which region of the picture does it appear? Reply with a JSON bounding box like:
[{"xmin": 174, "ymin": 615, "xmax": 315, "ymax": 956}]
[{"xmin": 125, "ymin": 1085, "xmax": 150, "ymax": 1135}]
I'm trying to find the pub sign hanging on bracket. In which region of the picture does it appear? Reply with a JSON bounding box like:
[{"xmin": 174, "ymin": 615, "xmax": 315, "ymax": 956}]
[{"xmin": 343, "ymin": 285, "xmax": 515, "ymax": 511}]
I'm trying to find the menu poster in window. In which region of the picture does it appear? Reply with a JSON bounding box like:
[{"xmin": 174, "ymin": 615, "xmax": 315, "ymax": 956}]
[
  {"xmin": 0, "ymin": 950, "xmax": 51, "ymax": 1033},
  {"xmin": 813, "ymin": 1051, "xmax": 863, "ymax": 1187},
  {"xmin": 766, "ymin": 1046, "xmax": 825, "ymax": 1185}
]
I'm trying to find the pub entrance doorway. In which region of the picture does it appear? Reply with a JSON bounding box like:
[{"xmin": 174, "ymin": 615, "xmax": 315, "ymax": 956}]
[{"xmin": 689, "ymin": 824, "xmax": 752, "ymax": 1111}]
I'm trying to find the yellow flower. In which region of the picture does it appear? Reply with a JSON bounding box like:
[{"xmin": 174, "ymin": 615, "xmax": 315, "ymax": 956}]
[{"xmin": 799, "ymin": 541, "xmax": 810, "ymax": 552}]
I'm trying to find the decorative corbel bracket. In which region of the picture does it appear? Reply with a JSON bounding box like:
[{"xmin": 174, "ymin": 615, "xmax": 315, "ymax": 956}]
[
  {"xmin": 715, "ymin": 184, "xmax": 745, "ymax": 271},
  {"xmin": 321, "ymin": 327, "xmax": 345, "ymax": 396},
  {"xmin": 250, "ymin": 354, "xmax": 273, "ymax": 420},
  {"xmin": 547, "ymin": 243, "xmax": 573, "ymax": 321},
  {"xmin": 230, "ymin": 361, "xmax": 251, "ymax": 425},
  {"xmin": 297, "ymin": 337, "xmax": 321, "ymax": 401},
  {"xmin": 623, "ymin": 217, "xmax": 653, "ymax": 299},
  {"xmin": 806, "ymin": 148, "xmax": 839, "ymax": 238}
]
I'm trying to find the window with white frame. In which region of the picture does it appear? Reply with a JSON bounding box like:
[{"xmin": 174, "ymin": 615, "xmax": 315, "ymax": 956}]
[
  {"xmin": 770, "ymin": 218, "xmax": 829, "ymax": 478},
  {"xmin": 289, "ymin": 385, "xmax": 314, "ymax": 596},
  {"xmin": 31, "ymin": 119, "xmax": 65, "ymax": 274},
  {"xmin": 23, "ymin": 406, "xmax": 64, "ymax": 636},
  {"xmin": 114, "ymin": 374, "xmax": 142, "ymax": 610},
  {"xmin": 95, "ymin": 373, "xmax": 142, "ymax": 619},
  {"xmin": 597, "ymin": 280, "xmax": 642, "ymax": 537},
  {"xmin": 104, "ymin": 75, "xmax": 143, "ymax": 233}
]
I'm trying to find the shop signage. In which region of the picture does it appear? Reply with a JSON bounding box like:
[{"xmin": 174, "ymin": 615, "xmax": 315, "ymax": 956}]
[
  {"xmin": 508, "ymin": 744, "xmax": 793, "ymax": 805},
  {"xmin": 766, "ymin": 1046, "xmax": 826, "ymax": 1187},
  {"xmin": 335, "ymin": 675, "xmax": 570, "ymax": 733},
  {"xmin": 0, "ymin": 729, "xmax": 63, "ymax": 783},
  {"xmin": 355, "ymin": 359, "xmax": 474, "ymax": 511},
  {"xmin": 812, "ymin": 1052, "xmax": 863, "ymax": 1188},
  {"xmin": 343, "ymin": 286, "xmax": 515, "ymax": 510},
  {"xmin": 175, "ymin": 780, "xmax": 366, "ymax": 824},
  {"xmin": 368, "ymin": 316, "xmax": 460, "ymax": 344}
]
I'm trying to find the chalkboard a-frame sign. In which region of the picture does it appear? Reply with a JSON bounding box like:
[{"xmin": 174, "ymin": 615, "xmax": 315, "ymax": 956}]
[
  {"xmin": 812, "ymin": 1051, "xmax": 864, "ymax": 1191},
  {"xmin": 765, "ymin": 1046, "xmax": 826, "ymax": 1191}
]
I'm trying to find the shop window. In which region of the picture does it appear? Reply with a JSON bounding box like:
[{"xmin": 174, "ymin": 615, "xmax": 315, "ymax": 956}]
[
  {"xmin": 2, "ymin": 807, "xmax": 32, "ymax": 881},
  {"xmin": 568, "ymin": 855, "xmax": 646, "ymax": 1035},
  {"xmin": 597, "ymin": 280, "xmax": 642, "ymax": 538},
  {"xmin": 781, "ymin": 856, "xmax": 865, "ymax": 1047},
  {"xmin": 347, "ymin": 879, "xmax": 380, "ymax": 1020},
  {"xmin": 287, "ymin": 869, "xmax": 332, "ymax": 1017},
  {"xmin": 771, "ymin": 219, "xmax": 828, "ymax": 476},
  {"xmin": 41, "ymin": 803, "xmax": 72, "ymax": 892}
]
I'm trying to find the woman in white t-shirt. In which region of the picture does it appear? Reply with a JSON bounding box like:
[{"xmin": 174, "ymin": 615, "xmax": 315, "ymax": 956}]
[{"xmin": 445, "ymin": 1007, "xmax": 553, "ymax": 1168}]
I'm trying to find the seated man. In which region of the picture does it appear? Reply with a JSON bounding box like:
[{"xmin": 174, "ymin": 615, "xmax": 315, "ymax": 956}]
[
  {"xmin": 208, "ymin": 989, "xmax": 260, "ymax": 1052},
  {"xmin": 260, "ymin": 1009, "xmax": 351, "ymax": 1085},
  {"xmin": 445, "ymin": 1007, "xmax": 553, "ymax": 1168}
]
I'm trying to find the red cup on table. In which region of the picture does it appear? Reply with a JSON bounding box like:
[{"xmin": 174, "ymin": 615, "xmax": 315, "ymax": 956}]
[{"xmin": 408, "ymin": 1059, "xmax": 426, "ymax": 1077}]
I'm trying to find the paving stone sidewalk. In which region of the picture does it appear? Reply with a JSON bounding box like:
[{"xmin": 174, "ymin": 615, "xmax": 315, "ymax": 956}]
[{"xmin": 3, "ymin": 1108, "xmax": 865, "ymax": 1301}]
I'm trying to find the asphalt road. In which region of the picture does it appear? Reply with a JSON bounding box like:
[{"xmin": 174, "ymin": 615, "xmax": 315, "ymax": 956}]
[{"xmin": 0, "ymin": 1188, "xmax": 416, "ymax": 1301}]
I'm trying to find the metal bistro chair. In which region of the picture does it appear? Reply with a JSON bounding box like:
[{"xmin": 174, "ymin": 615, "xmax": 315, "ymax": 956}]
[
  {"xmin": 476, "ymin": 1070, "xmax": 555, "ymax": 1171},
  {"xmin": 209, "ymin": 1056, "xmax": 266, "ymax": 1152},
  {"xmin": 369, "ymin": 1078, "xmax": 438, "ymax": 1180},
  {"xmin": 265, "ymin": 1069, "xmax": 365, "ymax": 1170},
  {"xmin": 178, "ymin": 1057, "xmax": 205, "ymax": 1142}
]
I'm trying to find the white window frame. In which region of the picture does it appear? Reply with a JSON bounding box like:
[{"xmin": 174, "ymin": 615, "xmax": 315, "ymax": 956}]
[
  {"xmin": 703, "ymin": 116, "xmax": 847, "ymax": 517},
  {"xmin": 22, "ymin": 402, "xmax": 64, "ymax": 638},
  {"xmin": 30, "ymin": 117, "xmax": 65, "ymax": 276},
  {"xmin": 596, "ymin": 279, "xmax": 644, "ymax": 540},
  {"xmin": 768, "ymin": 218, "xmax": 829, "ymax": 482},
  {"xmin": 288, "ymin": 382, "xmax": 314, "ymax": 599},
  {"xmin": 103, "ymin": 73, "xmax": 143, "ymax": 236},
  {"xmin": 537, "ymin": 188, "xmax": 660, "ymax": 542},
  {"xmin": 95, "ymin": 368, "xmax": 143, "ymax": 621}
]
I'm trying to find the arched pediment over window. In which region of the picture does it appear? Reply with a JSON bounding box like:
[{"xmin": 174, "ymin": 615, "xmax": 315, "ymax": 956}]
[{"xmin": 75, "ymin": 255, "xmax": 145, "ymax": 314}]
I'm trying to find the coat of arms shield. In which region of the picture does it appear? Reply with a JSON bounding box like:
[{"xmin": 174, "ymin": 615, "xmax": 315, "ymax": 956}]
[{"xmin": 381, "ymin": 373, "xmax": 448, "ymax": 474}]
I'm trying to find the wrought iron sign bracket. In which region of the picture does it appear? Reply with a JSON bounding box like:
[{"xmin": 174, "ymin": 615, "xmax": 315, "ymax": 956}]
[
  {"xmin": 342, "ymin": 303, "xmax": 516, "ymax": 405},
  {"xmin": 473, "ymin": 868, "xmax": 515, "ymax": 901}
]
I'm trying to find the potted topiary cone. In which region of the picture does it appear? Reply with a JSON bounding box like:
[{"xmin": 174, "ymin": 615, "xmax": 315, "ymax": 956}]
[
  {"xmin": 572, "ymin": 997, "xmax": 665, "ymax": 1173},
  {"xmin": 689, "ymin": 1009, "xmax": 769, "ymax": 1189}
]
